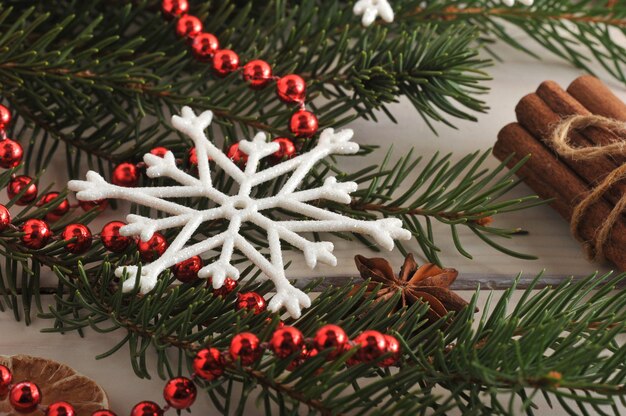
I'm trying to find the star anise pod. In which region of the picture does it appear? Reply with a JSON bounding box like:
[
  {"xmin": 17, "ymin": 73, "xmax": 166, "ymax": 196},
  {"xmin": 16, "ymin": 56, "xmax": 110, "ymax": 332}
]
[{"xmin": 354, "ymin": 254, "xmax": 471, "ymax": 320}]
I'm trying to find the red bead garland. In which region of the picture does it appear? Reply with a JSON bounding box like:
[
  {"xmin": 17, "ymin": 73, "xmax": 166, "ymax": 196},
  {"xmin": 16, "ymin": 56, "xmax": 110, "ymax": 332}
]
[
  {"xmin": 46, "ymin": 401, "xmax": 76, "ymax": 416},
  {"xmin": 160, "ymin": 2, "xmax": 320, "ymax": 146},
  {"xmin": 0, "ymin": 138, "xmax": 23, "ymax": 168},
  {"xmin": 79, "ymin": 199, "xmax": 108, "ymax": 212},
  {"xmin": 8, "ymin": 175, "xmax": 38, "ymax": 205},
  {"xmin": 0, "ymin": 326, "xmax": 400, "ymax": 415},
  {"xmin": 9, "ymin": 381, "xmax": 41, "ymax": 413},
  {"xmin": 230, "ymin": 332, "xmax": 261, "ymax": 365},
  {"xmin": 130, "ymin": 401, "xmax": 162, "ymax": 416},
  {"xmin": 21, "ymin": 219, "xmax": 51, "ymax": 249},
  {"xmin": 62, "ymin": 223, "xmax": 93, "ymax": 254},
  {"xmin": 0, "ymin": 204, "xmax": 11, "ymax": 231},
  {"xmin": 193, "ymin": 347, "xmax": 224, "ymax": 380},
  {"xmin": 138, "ymin": 232, "xmax": 168, "ymax": 262},
  {"xmin": 163, "ymin": 377, "xmax": 197, "ymax": 409},
  {"xmin": 174, "ymin": 255, "xmax": 202, "ymax": 283}
]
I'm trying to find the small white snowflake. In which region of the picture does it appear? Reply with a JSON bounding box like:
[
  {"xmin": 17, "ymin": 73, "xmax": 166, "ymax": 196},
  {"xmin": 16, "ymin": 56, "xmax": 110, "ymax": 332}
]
[
  {"xmin": 68, "ymin": 107, "xmax": 411, "ymax": 318},
  {"xmin": 502, "ymin": 0, "xmax": 534, "ymax": 6},
  {"xmin": 354, "ymin": 0, "xmax": 394, "ymax": 27}
]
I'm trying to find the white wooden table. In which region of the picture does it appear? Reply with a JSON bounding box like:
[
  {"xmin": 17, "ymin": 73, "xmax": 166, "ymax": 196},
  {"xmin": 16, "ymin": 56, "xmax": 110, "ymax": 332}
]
[{"xmin": 1, "ymin": 32, "xmax": 624, "ymax": 415}]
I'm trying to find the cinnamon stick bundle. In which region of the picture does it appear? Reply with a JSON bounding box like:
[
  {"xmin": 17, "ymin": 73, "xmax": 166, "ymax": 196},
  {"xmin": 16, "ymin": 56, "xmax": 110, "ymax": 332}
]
[{"xmin": 494, "ymin": 75, "xmax": 626, "ymax": 270}]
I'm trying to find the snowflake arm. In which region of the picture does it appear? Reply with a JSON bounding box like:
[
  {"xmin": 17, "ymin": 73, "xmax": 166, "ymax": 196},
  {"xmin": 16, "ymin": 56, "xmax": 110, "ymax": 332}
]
[
  {"xmin": 250, "ymin": 129, "xmax": 358, "ymax": 189},
  {"xmin": 502, "ymin": 0, "xmax": 533, "ymax": 5},
  {"xmin": 354, "ymin": 0, "xmax": 394, "ymax": 27},
  {"xmin": 68, "ymin": 171, "xmax": 194, "ymax": 215}
]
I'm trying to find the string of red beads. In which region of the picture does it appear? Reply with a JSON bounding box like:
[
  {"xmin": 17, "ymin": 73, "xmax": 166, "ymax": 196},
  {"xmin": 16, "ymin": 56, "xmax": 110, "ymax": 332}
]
[
  {"xmin": 158, "ymin": 0, "xmax": 317, "ymax": 175},
  {"xmin": 0, "ymin": 324, "xmax": 400, "ymax": 415}
]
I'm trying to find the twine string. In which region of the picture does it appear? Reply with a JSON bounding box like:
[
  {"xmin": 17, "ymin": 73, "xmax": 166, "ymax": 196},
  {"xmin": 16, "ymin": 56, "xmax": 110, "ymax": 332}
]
[{"xmin": 551, "ymin": 114, "xmax": 626, "ymax": 261}]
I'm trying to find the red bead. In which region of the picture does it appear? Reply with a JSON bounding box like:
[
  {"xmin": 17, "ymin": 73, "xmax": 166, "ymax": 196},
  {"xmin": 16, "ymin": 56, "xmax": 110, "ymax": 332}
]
[
  {"xmin": 101, "ymin": 221, "xmax": 133, "ymax": 253},
  {"xmin": 176, "ymin": 15, "xmax": 202, "ymax": 39},
  {"xmin": 210, "ymin": 277, "xmax": 237, "ymax": 297},
  {"xmin": 193, "ymin": 348, "xmax": 224, "ymax": 380},
  {"xmin": 236, "ymin": 292, "xmax": 266, "ymax": 314},
  {"xmin": 271, "ymin": 138, "xmax": 296, "ymax": 162},
  {"xmin": 379, "ymin": 334, "xmax": 400, "ymax": 367},
  {"xmin": 230, "ymin": 332, "xmax": 261, "ymax": 365},
  {"xmin": 289, "ymin": 110, "xmax": 318, "ymax": 138},
  {"xmin": 38, "ymin": 192, "xmax": 70, "ymax": 222},
  {"xmin": 270, "ymin": 326, "xmax": 304, "ymax": 359},
  {"xmin": 213, "ymin": 49, "xmax": 240, "ymax": 76},
  {"xmin": 227, "ymin": 143, "xmax": 248, "ymax": 166},
  {"xmin": 243, "ymin": 60, "xmax": 273, "ymax": 89},
  {"xmin": 62, "ymin": 224, "xmax": 93, "ymax": 254},
  {"xmin": 92, "ymin": 411, "xmax": 117, "ymax": 416},
  {"xmin": 276, "ymin": 74, "xmax": 306, "ymax": 104},
  {"xmin": 0, "ymin": 138, "xmax": 23, "ymax": 168},
  {"xmin": 21, "ymin": 219, "xmax": 51, "ymax": 249},
  {"xmin": 0, "ymin": 204, "xmax": 11, "ymax": 231},
  {"xmin": 174, "ymin": 255, "xmax": 202, "ymax": 283},
  {"xmin": 46, "ymin": 401, "xmax": 76, "ymax": 416},
  {"xmin": 9, "ymin": 381, "xmax": 41, "ymax": 413},
  {"xmin": 191, "ymin": 33, "xmax": 219, "ymax": 61},
  {"xmin": 130, "ymin": 401, "xmax": 162, "ymax": 416},
  {"xmin": 161, "ymin": 0, "xmax": 188, "ymax": 19},
  {"xmin": 138, "ymin": 232, "xmax": 168, "ymax": 261},
  {"xmin": 0, "ymin": 364, "xmax": 12, "ymax": 399},
  {"xmin": 112, "ymin": 162, "xmax": 139, "ymax": 187},
  {"xmin": 163, "ymin": 376, "xmax": 197, "ymax": 409},
  {"xmin": 314, "ymin": 324, "xmax": 348, "ymax": 359},
  {"xmin": 0, "ymin": 104, "xmax": 11, "ymax": 129},
  {"xmin": 79, "ymin": 199, "xmax": 108, "ymax": 212},
  {"xmin": 150, "ymin": 147, "xmax": 169, "ymax": 158},
  {"xmin": 8, "ymin": 175, "xmax": 37, "ymax": 205},
  {"xmin": 353, "ymin": 330, "xmax": 387, "ymax": 362}
]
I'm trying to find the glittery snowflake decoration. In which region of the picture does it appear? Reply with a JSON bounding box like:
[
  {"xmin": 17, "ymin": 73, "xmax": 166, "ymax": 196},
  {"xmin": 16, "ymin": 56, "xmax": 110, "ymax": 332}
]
[
  {"xmin": 68, "ymin": 107, "xmax": 411, "ymax": 318},
  {"xmin": 354, "ymin": 0, "xmax": 394, "ymax": 27}
]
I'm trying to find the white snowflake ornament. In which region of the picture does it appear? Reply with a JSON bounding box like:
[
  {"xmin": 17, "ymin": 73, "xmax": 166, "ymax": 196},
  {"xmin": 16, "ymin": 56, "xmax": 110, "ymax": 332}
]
[
  {"xmin": 68, "ymin": 107, "xmax": 411, "ymax": 318},
  {"xmin": 353, "ymin": 0, "xmax": 394, "ymax": 27}
]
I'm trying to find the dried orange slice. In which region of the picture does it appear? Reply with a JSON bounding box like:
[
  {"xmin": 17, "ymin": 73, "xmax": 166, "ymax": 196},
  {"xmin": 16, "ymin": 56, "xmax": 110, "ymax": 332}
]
[{"xmin": 0, "ymin": 354, "xmax": 108, "ymax": 415}]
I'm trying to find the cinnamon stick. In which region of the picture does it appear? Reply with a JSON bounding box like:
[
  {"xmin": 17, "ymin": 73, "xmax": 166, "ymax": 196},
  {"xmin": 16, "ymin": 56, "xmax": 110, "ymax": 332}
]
[
  {"xmin": 568, "ymin": 75, "xmax": 626, "ymax": 121},
  {"xmin": 494, "ymin": 123, "xmax": 626, "ymax": 269},
  {"xmin": 537, "ymin": 80, "xmax": 626, "ymax": 166},
  {"xmin": 515, "ymin": 93, "xmax": 626, "ymax": 207}
]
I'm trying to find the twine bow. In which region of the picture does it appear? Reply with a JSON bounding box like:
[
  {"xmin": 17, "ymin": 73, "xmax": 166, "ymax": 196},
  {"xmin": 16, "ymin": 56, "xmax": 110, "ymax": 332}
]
[{"xmin": 550, "ymin": 114, "xmax": 626, "ymax": 261}]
